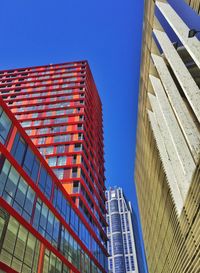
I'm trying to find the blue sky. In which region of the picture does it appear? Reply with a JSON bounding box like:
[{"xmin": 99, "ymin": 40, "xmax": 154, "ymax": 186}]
[
  {"xmin": 0, "ymin": 0, "xmax": 145, "ymax": 269},
  {"xmin": 1, "ymin": 1, "xmax": 199, "ymax": 197},
  {"xmin": 0, "ymin": 0, "xmax": 144, "ymax": 212}
]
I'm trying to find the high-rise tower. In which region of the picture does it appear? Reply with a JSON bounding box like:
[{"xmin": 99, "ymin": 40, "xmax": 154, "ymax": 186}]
[
  {"xmin": 135, "ymin": 1, "xmax": 200, "ymax": 273},
  {"xmin": 106, "ymin": 188, "xmax": 139, "ymax": 273},
  {"xmin": 0, "ymin": 61, "xmax": 108, "ymax": 273}
]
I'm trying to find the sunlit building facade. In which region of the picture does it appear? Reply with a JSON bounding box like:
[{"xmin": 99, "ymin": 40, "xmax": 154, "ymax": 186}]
[
  {"xmin": 0, "ymin": 60, "xmax": 107, "ymax": 273},
  {"xmin": 135, "ymin": 1, "xmax": 200, "ymax": 273},
  {"xmin": 185, "ymin": 0, "xmax": 200, "ymax": 14},
  {"xmin": 106, "ymin": 188, "xmax": 139, "ymax": 273}
]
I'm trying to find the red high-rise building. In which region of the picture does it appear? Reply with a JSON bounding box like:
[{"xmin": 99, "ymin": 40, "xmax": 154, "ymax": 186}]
[{"xmin": 0, "ymin": 61, "xmax": 107, "ymax": 273}]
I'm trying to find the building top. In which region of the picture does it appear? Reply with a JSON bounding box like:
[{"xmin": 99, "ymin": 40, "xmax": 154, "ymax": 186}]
[{"xmin": 106, "ymin": 187, "xmax": 141, "ymax": 273}]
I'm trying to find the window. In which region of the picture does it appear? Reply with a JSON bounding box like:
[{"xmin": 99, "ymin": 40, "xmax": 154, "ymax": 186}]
[
  {"xmin": 57, "ymin": 145, "xmax": 65, "ymax": 153},
  {"xmin": 110, "ymin": 200, "xmax": 118, "ymax": 213},
  {"xmin": 48, "ymin": 157, "xmax": 57, "ymax": 167},
  {"xmin": 72, "ymin": 155, "xmax": 77, "ymax": 164},
  {"xmin": 38, "ymin": 128, "xmax": 48, "ymax": 135},
  {"xmin": 125, "ymin": 256, "xmax": 130, "ymax": 272},
  {"xmin": 23, "ymin": 147, "xmax": 34, "ymax": 174},
  {"xmin": 57, "ymin": 156, "xmax": 66, "ymax": 166},
  {"xmin": 119, "ymin": 200, "xmax": 123, "ymax": 212},
  {"xmin": 21, "ymin": 121, "xmax": 31, "ymax": 128},
  {"xmin": 0, "ymin": 160, "xmax": 35, "ymax": 222},
  {"xmin": 111, "ymin": 214, "xmax": 121, "ymax": 233},
  {"xmin": 53, "ymin": 168, "xmax": 64, "ymax": 180},
  {"xmin": 55, "ymin": 117, "xmax": 67, "ymax": 124},
  {"xmin": 53, "ymin": 187, "xmax": 70, "ymax": 223},
  {"xmin": 73, "ymin": 181, "xmax": 79, "ymax": 193},
  {"xmin": 11, "ymin": 134, "xmax": 27, "ymax": 165},
  {"xmin": 45, "ymin": 146, "xmax": 54, "ymax": 155},
  {"xmin": 46, "ymin": 111, "xmax": 52, "ymax": 117},
  {"xmin": 33, "ymin": 200, "xmax": 59, "ymax": 247},
  {"xmin": 107, "ymin": 239, "xmax": 112, "ymax": 256},
  {"xmin": 43, "ymin": 119, "xmax": 51, "ymax": 125},
  {"xmin": 123, "ymin": 234, "xmax": 128, "ymax": 254},
  {"xmin": 109, "ymin": 259, "xmax": 113, "ymax": 270},
  {"xmin": 0, "ymin": 107, "xmax": 12, "ymax": 144},
  {"xmin": 11, "ymin": 134, "xmax": 40, "ymax": 183},
  {"xmin": 54, "ymin": 134, "xmax": 70, "ymax": 143},
  {"xmin": 70, "ymin": 209, "xmax": 79, "ymax": 234},
  {"xmin": 128, "ymin": 233, "xmax": 133, "ymax": 253},
  {"xmin": 74, "ymin": 143, "xmax": 82, "ymax": 151},
  {"xmin": 0, "ymin": 215, "xmax": 41, "ymax": 273},
  {"xmin": 112, "ymin": 233, "xmax": 123, "ymax": 255},
  {"xmin": 0, "ymin": 209, "xmax": 9, "ymax": 249},
  {"xmin": 130, "ymin": 256, "xmax": 135, "ymax": 271},
  {"xmin": 79, "ymin": 222, "xmax": 90, "ymax": 249},
  {"xmin": 44, "ymin": 249, "xmax": 68, "ymax": 273},
  {"xmin": 78, "ymin": 133, "xmax": 83, "ymax": 140},
  {"xmin": 126, "ymin": 213, "xmax": 130, "ymax": 231},
  {"xmin": 51, "ymin": 126, "xmax": 60, "ymax": 133},
  {"xmin": 37, "ymin": 167, "xmax": 52, "ymax": 198},
  {"xmin": 31, "ymin": 113, "xmax": 38, "ymax": 118},
  {"xmin": 25, "ymin": 129, "xmax": 32, "ymax": 136},
  {"xmin": 72, "ymin": 168, "xmax": 77, "ymax": 178},
  {"xmin": 38, "ymin": 137, "xmax": 46, "ymax": 144},
  {"xmin": 121, "ymin": 215, "xmax": 126, "ymax": 232},
  {"xmin": 111, "ymin": 191, "xmax": 116, "ymax": 198},
  {"xmin": 114, "ymin": 256, "xmax": 125, "ymax": 273}
]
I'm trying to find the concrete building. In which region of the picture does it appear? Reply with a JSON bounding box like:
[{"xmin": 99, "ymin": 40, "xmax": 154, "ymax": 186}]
[
  {"xmin": 185, "ymin": 0, "xmax": 200, "ymax": 14},
  {"xmin": 134, "ymin": 1, "xmax": 200, "ymax": 273},
  {"xmin": 106, "ymin": 188, "xmax": 139, "ymax": 273}
]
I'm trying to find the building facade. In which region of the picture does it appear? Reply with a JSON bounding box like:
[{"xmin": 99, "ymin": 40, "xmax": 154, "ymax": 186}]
[
  {"xmin": 0, "ymin": 61, "xmax": 107, "ymax": 273},
  {"xmin": 106, "ymin": 188, "xmax": 139, "ymax": 273},
  {"xmin": 130, "ymin": 211, "xmax": 147, "ymax": 273},
  {"xmin": 185, "ymin": 0, "xmax": 200, "ymax": 14},
  {"xmin": 135, "ymin": 1, "xmax": 200, "ymax": 273}
]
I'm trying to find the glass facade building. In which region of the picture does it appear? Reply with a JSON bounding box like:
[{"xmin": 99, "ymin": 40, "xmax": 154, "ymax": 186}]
[
  {"xmin": 106, "ymin": 188, "xmax": 139, "ymax": 273},
  {"xmin": 0, "ymin": 60, "xmax": 107, "ymax": 273}
]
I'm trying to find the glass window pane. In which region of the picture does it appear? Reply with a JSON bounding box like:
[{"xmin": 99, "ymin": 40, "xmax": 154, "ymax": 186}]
[
  {"xmin": 24, "ymin": 233, "xmax": 36, "ymax": 267},
  {"xmin": 40, "ymin": 204, "xmax": 48, "ymax": 229},
  {"xmin": 4, "ymin": 217, "xmax": 19, "ymax": 254},
  {"xmin": 31, "ymin": 159, "xmax": 40, "ymax": 182},
  {"xmin": 48, "ymin": 157, "xmax": 57, "ymax": 167},
  {"xmin": 0, "ymin": 111, "xmax": 12, "ymax": 144},
  {"xmin": 45, "ymin": 176, "xmax": 52, "ymax": 197},
  {"xmin": 14, "ymin": 225, "xmax": 28, "ymax": 259},
  {"xmin": 57, "ymin": 156, "xmax": 66, "ymax": 166},
  {"xmin": 0, "ymin": 160, "xmax": 11, "ymax": 195},
  {"xmin": 23, "ymin": 147, "xmax": 34, "ymax": 174},
  {"xmin": 24, "ymin": 187, "xmax": 35, "ymax": 214},
  {"xmin": 46, "ymin": 147, "xmax": 54, "ymax": 155},
  {"xmin": 38, "ymin": 167, "xmax": 47, "ymax": 190},
  {"xmin": 15, "ymin": 177, "xmax": 28, "ymax": 206},
  {"xmin": 14, "ymin": 137, "xmax": 27, "ymax": 164}
]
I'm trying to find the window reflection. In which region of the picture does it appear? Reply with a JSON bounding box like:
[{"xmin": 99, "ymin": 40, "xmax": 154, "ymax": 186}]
[{"xmin": 0, "ymin": 107, "xmax": 12, "ymax": 144}]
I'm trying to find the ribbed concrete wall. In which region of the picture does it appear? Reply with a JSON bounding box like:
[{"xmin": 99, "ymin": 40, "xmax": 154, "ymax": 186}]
[
  {"xmin": 134, "ymin": 1, "xmax": 200, "ymax": 273},
  {"xmin": 185, "ymin": 0, "xmax": 200, "ymax": 14}
]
